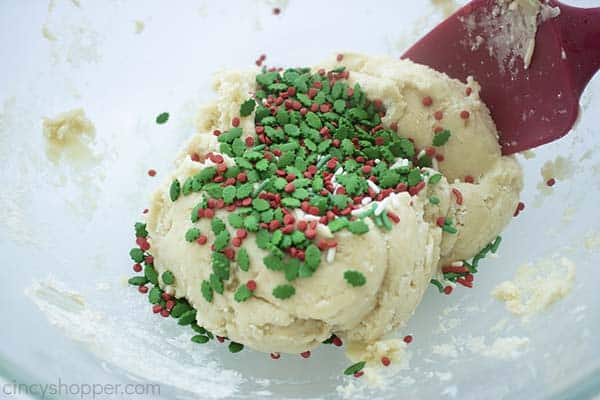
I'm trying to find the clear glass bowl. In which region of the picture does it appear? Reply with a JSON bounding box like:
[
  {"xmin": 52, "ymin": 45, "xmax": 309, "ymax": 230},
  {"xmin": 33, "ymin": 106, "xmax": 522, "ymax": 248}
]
[{"xmin": 1, "ymin": 1, "xmax": 598, "ymax": 399}]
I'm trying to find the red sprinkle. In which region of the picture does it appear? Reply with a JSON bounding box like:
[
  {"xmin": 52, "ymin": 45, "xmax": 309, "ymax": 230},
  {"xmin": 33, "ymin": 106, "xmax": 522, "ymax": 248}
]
[
  {"xmin": 196, "ymin": 235, "xmax": 208, "ymax": 245},
  {"xmin": 332, "ymin": 336, "xmax": 343, "ymax": 347},
  {"xmin": 272, "ymin": 7, "xmax": 281, "ymax": 15},
  {"xmin": 300, "ymin": 351, "xmax": 311, "ymax": 358},
  {"xmin": 464, "ymin": 175, "xmax": 475, "ymax": 183},
  {"xmin": 381, "ymin": 357, "xmax": 391, "ymax": 367},
  {"xmin": 422, "ymin": 96, "xmax": 433, "ymax": 107},
  {"xmin": 403, "ymin": 335, "xmax": 413, "ymax": 344},
  {"xmin": 465, "ymin": 87, "xmax": 473, "ymax": 96},
  {"xmin": 160, "ymin": 309, "xmax": 170, "ymax": 317},
  {"xmin": 152, "ymin": 304, "xmax": 162, "ymax": 314},
  {"xmin": 138, "ymin": 285, "xmax": 148, "ymax": 294},
  {"xmin": 546, "ymin": 178, "xmax": 556, "ymax": 187},
  {"xmin": 191, "ymin": 153, "xmax": 201, "ymax": 162},
  {"xmin": 444, "ymin": 285, "xmax": 453, "ymax": 295},
  {"xmin": 270, "ymin": 352, "xmax": 281, "ymax": 360},
  {"xmin": 336, "ymin": 53, "xmax": 344, "ymax": 61},
  {"xmin": 442, "ymin": 265, "xmax": 468, "ymax": 274},
  {"xmin": 434, "ymin": 111, "xmax": 444, "ymax": 120},
  {"xmin": 246, "ymin": 280, "xmax": 257, "ymax": 291},
  {"xmin": 217, "ymin": 336, "xmax": 225, "ymax": 343},
  {"xmin": 133, "ymin": 263, "xmax": 142, "ymax": 272},
  {"xmin": 460, "ymin": 110, "xmax": 470, "ymax": 120},
  {"xmin": 436, "ymin": 217, "xmax": 446, "ymax": 227},
  {"xmin": 147, "ymin": 169, "xmax": 156, "ymax": 177},
  {"xmin": 353, "ymin": 371, "xmax": 364, "ymax": 378},
  {"xmin": 387, "ymin": 211, "xmax": 400, "ymax": 223},
  {"xmin": 452, "ymin": 188, "xmax": 464, "ymax": 206},
  {"xmin": 212, "ymin": 129, "xmax": 221, "ymax": 137},
  {"xmin": 232, "ymin": 117, "xmax": 240, "ymax": 127}
]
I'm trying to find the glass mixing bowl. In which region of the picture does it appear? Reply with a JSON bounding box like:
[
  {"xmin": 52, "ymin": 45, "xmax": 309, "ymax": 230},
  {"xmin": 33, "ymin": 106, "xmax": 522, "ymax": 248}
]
[{"xmin": 1, "ymin": 1, "xmax": 598, "ymax": 399}]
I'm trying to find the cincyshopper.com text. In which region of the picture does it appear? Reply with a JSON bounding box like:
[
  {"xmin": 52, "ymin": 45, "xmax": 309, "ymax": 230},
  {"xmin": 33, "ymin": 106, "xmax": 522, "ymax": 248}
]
[{"xmin": 2, "ymin": 378, "xmax": 160, "ymax": 399}]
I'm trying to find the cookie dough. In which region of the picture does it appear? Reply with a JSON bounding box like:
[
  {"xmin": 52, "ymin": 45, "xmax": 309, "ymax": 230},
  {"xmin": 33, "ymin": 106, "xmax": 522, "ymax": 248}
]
[{"xmin": 144, "ymin": 53, "xmax": 523, "ymax": 354}]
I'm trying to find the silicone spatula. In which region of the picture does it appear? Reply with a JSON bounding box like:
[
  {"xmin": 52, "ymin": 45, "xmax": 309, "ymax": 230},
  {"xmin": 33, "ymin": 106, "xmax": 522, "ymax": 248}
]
[{"xmin": 402, "ymin": 0, "xmax": 600, "ymax": 155}]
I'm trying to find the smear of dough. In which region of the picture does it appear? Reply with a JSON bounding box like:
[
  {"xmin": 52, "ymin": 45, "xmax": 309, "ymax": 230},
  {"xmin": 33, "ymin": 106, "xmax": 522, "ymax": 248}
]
[
  {"xmin": 492, "ymin": 256, "xmax": 575, "ymax": 317},
  {"xmin": 42, "ymin": 108, "xmax": 96, "ymax": 165},
  {"xmin": 468, "ymin": 336, "xmax": 530, "ymax": 359},
  {"xmin": 461, "ymin": 0, "xmax": 560, "ymax": 73},
  {"xmin": 430, "ymin": 0, "xmax": 460, "ymax": 17},
  {"xmin": 42, "ymin": 24, "xmax": 57, "ymax": 41},
  {"xmin": 25, "ymin": 278, "xmax": 243, "ymax": 399},
  {"xmin": 540, "ymin": 155, "xmax": 574, "ymax": 182}
]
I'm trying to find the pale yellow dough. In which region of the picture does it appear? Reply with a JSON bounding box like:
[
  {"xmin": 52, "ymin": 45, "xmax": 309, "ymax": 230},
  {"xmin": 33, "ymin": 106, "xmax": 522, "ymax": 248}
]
[{"xmin": 145, "ymin": 54, "xmax": 523, "ymax": 354}]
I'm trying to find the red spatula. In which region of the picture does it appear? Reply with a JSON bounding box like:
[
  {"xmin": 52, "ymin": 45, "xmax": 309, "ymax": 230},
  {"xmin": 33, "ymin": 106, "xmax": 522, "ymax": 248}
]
[{"xmin": 402, "ymin": 0, "xmax": 600, "ymax": 155}]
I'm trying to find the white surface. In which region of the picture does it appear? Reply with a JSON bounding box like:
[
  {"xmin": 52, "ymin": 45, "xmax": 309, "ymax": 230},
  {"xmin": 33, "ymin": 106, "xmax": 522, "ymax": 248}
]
[{"xmin": 1, "ymin": 1, "xmax": 599, "ymax": 399}]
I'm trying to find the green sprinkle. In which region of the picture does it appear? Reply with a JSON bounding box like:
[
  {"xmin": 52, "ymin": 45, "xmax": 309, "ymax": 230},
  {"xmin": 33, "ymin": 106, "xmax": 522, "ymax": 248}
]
[
  {"xmin": 228, "ymin": 213, "xmax": 244, "ymax": 228},
  {"xmin": 148, "ymin": 286, "xmax": 161, "ymax": 304},
  {"xmin": 211, "ymin": 218, "xmax": 226, "ymax": 235},
  {"xmin": 214, "ymin": 230, "xmax": 231, "ymax": 251},
  {"xmin": 252, "ymin": 198, "xmax": 270, "ymax": 212},
  {"xmin": 178, "ymin": 309, "xmax": 197, "ymax": 325},
  {"xmin": 244, "ymin": 215, "xmax": 259, "ymax": 231},
  {"xmin": 234, "ymin": 284, "xmax": 253, "ymax": 302},
  {"xmin": 263, "ymin": 254, "xmax": 283, "ymax": 271},
  {"xmin": 429, "ymin": 174, "xmax": 442, "ymax": 184},
  {"xmin": 433, "ymin": 129, "xmax": 451, "ymax": 146},
  {"xmin": 169, "ymin": 179, "xmax": 181, "ymax": 202},
  {"xmin": 284, "ymin": 124, "xmax": 300, "ymax": 137},
  {"xmin": 490, "ymin": 236, "xmax": 502, "ymax": 253},
  {"xmin": 429, "ymin": 196, "xmax": 440, "ymax": 205},
  {"xmin": 240, "ymin": 99, "xmax": 256, "ymax": 117},
  {"xmin": 129, "ymin": 248, "xmax": 144, "ymax": 263},
  {"xmin": 304, "ymin": 244, "xmax": 321, "ymax": 270},
  {"xmin": 237, "ymin": 248, "xmax": 250, "ymax": 271},
  {"xmin": 191, "ymin": 335, "xmax": 209, "ymax": 344},
  {"xmin": 201, "ymin": 280, "xmax": 213, "ymax": 302},
  {"xmin": 272, "ymin": 284, "xmax": 295, "ymax": 299},
  {"xmin": 144, "ymin": 265, "xmax": 159, "ymax": 285},
  {"xmin": 212, "ymin": 252, "xmax": 231, "ymax": 280},
  {"xmin": 156, "ymin": 112, "xmax": 169, "ymax": 124},
  {"xmin": 344, "ymin": 270, "xmax": 367, "ymax": 287},
  {"xmin": 209, "ymin": 273, "xmax": 224, "ymax": 294},
  {"xmin": 284, "ymin": 258, "xmax": 300, "ymax": 281},
  {"xmin": 185, "ymin": 227, "xmax": 201, "ymax": 242},
  {"xmin": 328, "ymin": 217, "xmax": 349, "ymax": 232},
  {"xmin": 305, "ymin": 112, "xmax": 322, "ymax": 129},
  {"xmin": 344, "ymin": 361, "xmax": 366, "ymax": 375},
  {"xmin": 128, "ymin": 276, "xmax": 148, "ymax": 286},
  {"xmin": 442, "ymin": 225, "xmax": 458, "ymax": 234},
  {"xmin": 430, "ymin": 278, "xmax": 444, "ymax": 293},
  {"xmin": 162, "ymin": 271, "xmax": 175, "ymax": 285},
  {"xmin": 407, "ymin": 169, "xmax": 422, "ymax": 187},
  {"xmin": 381, "ymin": 211, "xmax": 393, "ymax": 231},
  {"xmin": 229, "ymin": 342, "xmax": 244, "ymax": 353},
  {"xmin": 191, "ymin": 324, "xmax": 207, "ymax": 334},
  {"xmin": 281, "ymin": 197, "xmax": 301, "ymax": 208},
  {"xmin": 170, "ymin": 301, "xmax": 191, "ymax": 318},
  {"xmin": 222, "ymin": 186, "xmax": 237, "ymax": 204},
  {"xmin": 135, "ymin": 222, "xmax": 148, "ymax": 238},
  {"xmin": 348, "ymin": 220, "xmax": 369, "ymax": 235}
]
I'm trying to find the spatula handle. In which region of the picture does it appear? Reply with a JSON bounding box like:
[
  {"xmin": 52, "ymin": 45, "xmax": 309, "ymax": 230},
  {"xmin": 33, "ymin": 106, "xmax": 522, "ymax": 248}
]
[{"xmin": 556, "ymin": 2, "xmax": 600, "ymax": 96}]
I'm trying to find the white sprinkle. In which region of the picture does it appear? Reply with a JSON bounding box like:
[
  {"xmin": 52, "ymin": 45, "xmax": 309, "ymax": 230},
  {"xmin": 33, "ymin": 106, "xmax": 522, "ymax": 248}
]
[
  {"xmin": 432, "ymin": 157, "xmax": 439, "ymax": 171},
  {"xmin": 367, "ymin": 179, "xmax": 381, "ymax": 194},
  {"xmin": 316, "ymin": 224, "xmax": 333, "ymax": 239},
  {"xmin": 417, "ymin": 149, "xmax": 426, "ymax": 159},
  {"xmin": 390, "ymin": 158, "xmax": 410, "ymax": 169},
  {"xmin": 361, "ymin": 197, "xmax": 372, "ymax": 206},
  {"xmin": 303, "ymin": 214, "xmax": 320, "ymax": 221},
  {"xmin": 375, "ymin": 197, "xmax": 390, "ymax": 216},
  {"xmin": 351, "ymin": 208, "xmax": 366, "ymax": 216},
  {"xmin": 451, "ymin": 261, "xmax": 464, "ymax": 267},
  {"xmin": 374, "ymin": 159, "xmax": 381, "ymax": 164},
  {"xmin": 327, "ymin": 248, "xmax": 336, "ymax": 263},
  {"xmin": 334, "ymin": 167, "xmax": 344, "ymax": 176}
]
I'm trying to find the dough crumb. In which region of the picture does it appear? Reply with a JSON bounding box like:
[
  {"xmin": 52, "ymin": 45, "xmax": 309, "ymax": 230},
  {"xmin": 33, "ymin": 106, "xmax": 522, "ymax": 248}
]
[
  {"xmin": 42, "ymin": 24, "xmax": 57, "ymax": 41},
  {"xmin": 134, "ymin": 20, "xmax": 145, "ymax": 34},
  {"xmin": 42, "ymin": 108, "xmax": 96, "ymax": 164},
  {"xmin": 584, "ymin": 231, "xmax": 600, "ymax": 251},
  {"xmin": 430, "ymin": 0, "xmax": 460, "ymax": 17},
  {"xmin": 540, "ymin": 155, "xmax": 574, "ymax": 183},
  {"xmin": 492, "ymin": 256, "xmax": 575, "ymax": 317},
  {"xmin": 469, "ymin": 336, "xmax": 530, "ymax": 360}
]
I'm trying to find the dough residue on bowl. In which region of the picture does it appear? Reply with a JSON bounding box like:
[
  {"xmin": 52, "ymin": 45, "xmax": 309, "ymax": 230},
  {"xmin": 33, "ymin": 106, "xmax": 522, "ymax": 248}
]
[{"xmin": 492, "ymin": 256, "xmax": 576, "ymax": 317}]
